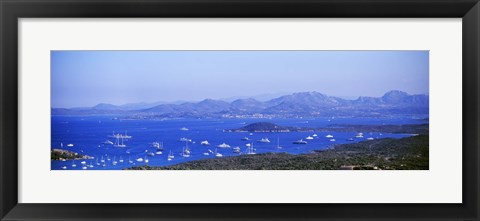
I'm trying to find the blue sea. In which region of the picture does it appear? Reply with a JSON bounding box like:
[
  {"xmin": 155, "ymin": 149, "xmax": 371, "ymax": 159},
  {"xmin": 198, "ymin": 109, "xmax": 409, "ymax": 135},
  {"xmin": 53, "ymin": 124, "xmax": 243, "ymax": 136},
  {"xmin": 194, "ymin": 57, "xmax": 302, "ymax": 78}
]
[{"xmin": 51, "ymin": 116, "xmax": 427, "ymax": 170}]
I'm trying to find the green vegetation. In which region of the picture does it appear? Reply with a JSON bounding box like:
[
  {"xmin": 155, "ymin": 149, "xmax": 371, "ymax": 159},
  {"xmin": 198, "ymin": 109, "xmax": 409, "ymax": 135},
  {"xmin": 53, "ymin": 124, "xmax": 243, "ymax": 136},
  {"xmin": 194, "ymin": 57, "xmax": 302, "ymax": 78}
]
[{"xmin": 128, "ymin": 135, "xmax": 429, "ymax": 170}]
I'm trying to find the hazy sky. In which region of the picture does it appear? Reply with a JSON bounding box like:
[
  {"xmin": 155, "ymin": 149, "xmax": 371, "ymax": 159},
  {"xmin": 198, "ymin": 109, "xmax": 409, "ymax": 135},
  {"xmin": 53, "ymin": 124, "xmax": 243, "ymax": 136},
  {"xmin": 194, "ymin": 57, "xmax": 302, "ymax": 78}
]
[{"xmin": 51, "ymin": 51, "xmax": 429, "ymax": 108}]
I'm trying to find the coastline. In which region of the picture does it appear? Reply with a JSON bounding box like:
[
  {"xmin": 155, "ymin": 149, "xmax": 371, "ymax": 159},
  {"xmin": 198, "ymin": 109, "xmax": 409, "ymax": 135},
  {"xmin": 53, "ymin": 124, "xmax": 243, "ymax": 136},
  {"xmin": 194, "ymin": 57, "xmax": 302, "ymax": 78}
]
[{"xmin": 126, "ymin": 134, "xmax": 429, "ymax": 170}]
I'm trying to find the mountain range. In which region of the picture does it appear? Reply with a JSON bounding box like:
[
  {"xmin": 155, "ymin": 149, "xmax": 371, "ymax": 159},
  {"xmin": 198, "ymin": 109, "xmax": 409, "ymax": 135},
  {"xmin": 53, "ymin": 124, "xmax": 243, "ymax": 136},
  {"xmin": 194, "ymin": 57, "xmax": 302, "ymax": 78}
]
[{"xmin": 52, "ymin": 90, "xmax": 429, "ymax": 118}]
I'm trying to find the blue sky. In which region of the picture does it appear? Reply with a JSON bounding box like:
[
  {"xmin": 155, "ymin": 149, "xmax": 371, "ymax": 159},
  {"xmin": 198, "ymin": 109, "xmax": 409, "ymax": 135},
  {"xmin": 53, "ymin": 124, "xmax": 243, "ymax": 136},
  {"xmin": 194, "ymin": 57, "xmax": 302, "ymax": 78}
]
[{"xmin": 51, "ymin": 51, "xmax": 429, "ymax": 108}]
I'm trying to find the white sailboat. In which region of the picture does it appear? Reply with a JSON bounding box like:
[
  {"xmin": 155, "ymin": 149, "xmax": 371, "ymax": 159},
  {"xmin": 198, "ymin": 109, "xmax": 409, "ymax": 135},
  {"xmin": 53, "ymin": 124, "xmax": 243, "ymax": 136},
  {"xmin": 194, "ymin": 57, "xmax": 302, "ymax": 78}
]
[
  {"xmin": 128, "ymin": 156, "xmax": 133, "ymax": 164},
  {"xmin": 71, "ymin": 160, "xmax": 77, "ymax": 167},
  {"xmin": 181, "ymin": 147, "xmax": 191, "ymax": 158},
  {"xmin": 215, "ymin": 148, "xmax": 223, "ymax": 157},
  {"xmin": 168, "ymin": 150, "xmax": 175, "ymax": 161},
  {"xmin": 119, "ymin": 156, "xmax": 124, "ymax": 163},
  {"xmin": 245, "ymin": 143, "xmax": 256, "ymax": 155},
  {"xmin": 112, "ymin": 156, "xmax": 117, "ymax": 165},
  {"xmin": 114, "ymin": 135, "xmax": 126, "ymax": 147},
  {"xmin": 276, "ymin": 137, "xmax": 283, "ymax": 149},
  {"xmin": 144, "ymin": 155, "xmax": 149, "ymax": 164},
  {"xmin": 124, "ymin": 131, "xmax": 132, "ymax": 139}
]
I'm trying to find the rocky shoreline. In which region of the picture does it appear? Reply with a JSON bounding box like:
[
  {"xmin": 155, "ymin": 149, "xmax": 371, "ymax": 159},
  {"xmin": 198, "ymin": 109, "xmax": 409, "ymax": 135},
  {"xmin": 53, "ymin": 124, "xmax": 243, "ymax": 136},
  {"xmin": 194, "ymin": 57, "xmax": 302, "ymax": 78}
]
[{"xmin": 51, "ymin": 149, "xmax": 93, "ymax": 161}]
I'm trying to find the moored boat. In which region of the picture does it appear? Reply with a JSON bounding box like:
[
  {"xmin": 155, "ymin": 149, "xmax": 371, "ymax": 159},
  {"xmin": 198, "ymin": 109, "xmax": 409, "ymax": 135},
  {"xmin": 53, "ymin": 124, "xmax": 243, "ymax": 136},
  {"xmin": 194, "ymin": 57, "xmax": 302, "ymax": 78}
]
[
  {"xmin": 293, "ymin": 139, "xmax": 307, "ymax": 144},
  {"xmin": 257, "ymin": 138, "xmax": 270, "ymax": 143},
  {"xmin": 217, "ymin": 143, "xmax": 231, "ymax": 148}
]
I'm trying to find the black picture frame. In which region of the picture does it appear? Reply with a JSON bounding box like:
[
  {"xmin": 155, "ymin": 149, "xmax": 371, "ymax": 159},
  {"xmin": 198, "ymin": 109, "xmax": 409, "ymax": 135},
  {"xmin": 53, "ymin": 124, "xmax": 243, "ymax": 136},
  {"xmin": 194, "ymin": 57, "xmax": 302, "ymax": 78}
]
[{"xmin": 1, "ymin": 0, "xmax": 479, "ymax": 220}]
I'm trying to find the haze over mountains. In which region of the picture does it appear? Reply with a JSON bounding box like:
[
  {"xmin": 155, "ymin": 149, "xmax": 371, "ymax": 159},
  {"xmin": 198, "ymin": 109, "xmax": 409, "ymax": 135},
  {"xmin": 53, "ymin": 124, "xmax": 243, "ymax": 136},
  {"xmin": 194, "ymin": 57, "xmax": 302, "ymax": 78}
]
[{"xmin": 52, "ymin": 90, "xmax": 429, "ymax": 118}]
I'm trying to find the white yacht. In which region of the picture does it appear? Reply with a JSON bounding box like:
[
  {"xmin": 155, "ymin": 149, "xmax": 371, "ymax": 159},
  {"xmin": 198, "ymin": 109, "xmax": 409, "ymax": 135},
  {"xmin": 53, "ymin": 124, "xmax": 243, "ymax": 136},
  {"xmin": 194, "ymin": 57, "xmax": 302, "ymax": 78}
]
[
  {"xmin": 312, "ymin": 134, "xmax": 318, "ymax": 137},
  {"xmin": 366, "ymin": 137, "xmax": 374, "ymax": 140},
  {"xmin": 200, "ymin": 140, "xmax": 210, "ymax": 146},
  {"xmin": 180, "ymin": 127, "xmax": 189, "ymax": 131},
  {"xmin": 217, "ymin": 143, "xmax": 231, "ymax": 148},
  {"xmin": 67, "ymin": 144, "xmax": 74, "ymax": 147},
  {"xmin": 104, "ymin": 140, "xmax": 114, "ymax": 145},
  {"xmin": 355, "ymin": 133, "xmax": 364, "ymax": 138},
  {"xmin": 293, "ymin": 139, "xmax": 308, "ymax": 144},
  {"xmin": 61, "ymin": 166, "xmax": 67, "ymax": 170},
  {"xmin": 330, "ymin": 139, "xmax": 336, "ymax": 142},
  {"xmin": 241, "ymin": 137, "xmax": 250, "ymax": 141},
  {"xmin": 325, "ymin": 134, "xmax": 334, "ymax": 138},
  {"xmin": 232, "ymin": 146, "xmax": 241, "ymax": 153},
  {"xmin": 179, "ymin": 137, "xmax": 192, "ymax": 142},
  {"xmin": 136, "ymin": 157, "xmax": 144, "ymax": 162},
  {"xmin": 305, "ymin": 136, "xmax": 314, "ymax": 140},
  {"xmin": 257, "ymin": 138, "xmax": 270, "ymax": 143}
]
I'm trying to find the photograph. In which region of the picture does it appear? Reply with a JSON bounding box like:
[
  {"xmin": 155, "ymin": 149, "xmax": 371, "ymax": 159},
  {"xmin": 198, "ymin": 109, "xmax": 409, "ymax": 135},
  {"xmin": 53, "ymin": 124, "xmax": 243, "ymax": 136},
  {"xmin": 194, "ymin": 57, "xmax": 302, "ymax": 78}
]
[{"xmin": 50, "ymin": 50, "xmax": 429, "ymax": 170}]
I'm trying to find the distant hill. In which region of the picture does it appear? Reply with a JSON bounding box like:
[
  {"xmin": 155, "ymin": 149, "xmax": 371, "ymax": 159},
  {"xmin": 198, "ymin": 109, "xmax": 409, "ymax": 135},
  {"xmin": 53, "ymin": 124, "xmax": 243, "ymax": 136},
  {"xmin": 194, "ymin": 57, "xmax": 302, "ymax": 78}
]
[{"xmin": 51, "ymin": 90, "xmax": 429, "ymax": 118}]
